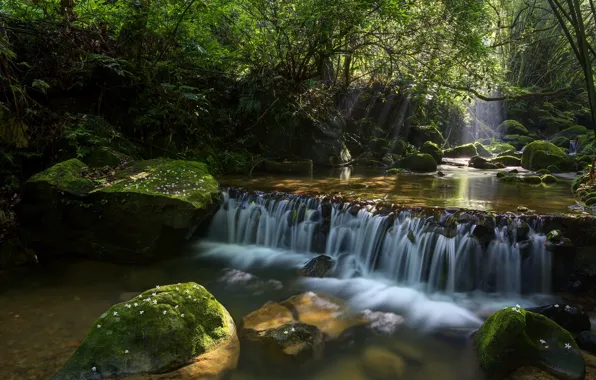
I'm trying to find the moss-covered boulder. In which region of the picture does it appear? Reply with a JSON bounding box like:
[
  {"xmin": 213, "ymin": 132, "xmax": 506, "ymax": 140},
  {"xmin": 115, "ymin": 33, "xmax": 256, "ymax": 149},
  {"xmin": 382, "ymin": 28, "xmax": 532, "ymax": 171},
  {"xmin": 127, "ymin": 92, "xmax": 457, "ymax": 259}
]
[
  {"xmin": 474, "ymin": 306, "xmax": 585, "ymax": 379},
  {"xmin": 521, "ymin": 141, "xmax": 573, "ymax": 171},
  {"xmin": 491, "ymin": 156, "xmax": 521, "ymax": 167},
  {"xmin": 551, "ymin": 136, "xmax": 570, "ymax": 149},
  {"xmin": 86, "ymin": 147, "xmax": 130, "ymax": 167},
  {"xmin": 541, "ymin": 175, "xmax": 558, "ymax": 184},
  {"xmin": 19, "ymin": 158, "xmax": 220, "ymax": 263},
  {"xmin": 474, "ymin": 142, "xmax": 492, "ymax": 157},
  {"xmin": 498, "ymin": 149, "xmax": 522, "ymax": 158},
  {"xmin": 497, "ymin": 120, "xmax": 528, "ymax": 136},
  {"xmin": 469, "ymin": 156, "xmax": 500, "ymax": 169},
  {"xmin": 420, "ymin": 141, "xmax": 443, "ymax": 164},
  {"xmin": 407, "ymin": 125, "xmax": 445, "ymax": 147},
  {"xmin": 396, "ymin": 153, "xmax": 437, "ymax": 172},
  {"xmin": 553, "ymin": 125, "xmax": 589, "ymax": 139},
  {"xmin": 522, "ymin": 176, "xmax": 543, "ymax": 185},
  {"xmin": 503, "ymin": 135, "xmax": 535, "ymax": 150},
  {"xmin": 443, "ymin": 143, "xmax": 478, "ymax": 158},
  {"xmin": 547, "ymin": 165, "xmax": 562, "ymax": 174},
  {"xmin": 488, "ymin": 142, "xmax": 517, "ymax": 154},
  {"xmin": 52, "ymin": 283, "xmax": 239, "ymax": 380}
]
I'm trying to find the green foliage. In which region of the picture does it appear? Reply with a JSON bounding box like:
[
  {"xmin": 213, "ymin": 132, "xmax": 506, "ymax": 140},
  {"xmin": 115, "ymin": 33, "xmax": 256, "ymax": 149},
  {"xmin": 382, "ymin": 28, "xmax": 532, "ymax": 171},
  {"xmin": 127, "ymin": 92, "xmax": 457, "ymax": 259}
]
[{"xmin": 496, "ymin": 120, "xmax": 528, "ymax": 136}]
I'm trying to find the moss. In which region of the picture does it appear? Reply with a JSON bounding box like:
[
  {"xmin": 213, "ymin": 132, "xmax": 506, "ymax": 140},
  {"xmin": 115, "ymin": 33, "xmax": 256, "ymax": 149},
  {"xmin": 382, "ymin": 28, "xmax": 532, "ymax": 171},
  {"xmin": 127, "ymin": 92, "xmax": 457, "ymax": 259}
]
[
  {"xmin": 503, "ymin": 135, "xmax": 535, "ymax": 150},
  {"xmin": 551, "ymin": 136, "xmax": 570, "ymax": 149},
  {"xmin": 387, "ymin": 168, "xmax": 407, "ymax": 175},
  {"xmin": 420, "ymin": 141, "xmax": 443, "ymax": 164},
  {"xmin": 547, "ymin": 230, "xmax": 563, "ymax": 244},
  {"xmin": 521, "ymin": 141, "xmax": 570, "ymax": 171},
  {"xmin": 408, "ymin": 125, "xmax": 445, "ymax": 146},
  {"xmin": 487, "ymin": 142, "xmax": 516, "ymax": 154},
  {"xmin": 553, "ymin": 125, "xmax": 589, "ymax": 139},
  {"xmin": 586, "ymin": 197, "xmax": 596, "ymax": 206},
  {"xmin": 86, "ymin": 147, "xmax": 130, "ymax": 167},
  {"xmin": 497, "ymin": 120, "xmax": 528, "ymax": 136},
  {"xmin": 53, "ymin": 283, "xmax": 233, "ymax": 380},
  {"xmin": 96, "ymin": 159, "xmax": 219, "ymax": 210},
  {"xmin": 537, "ymin": 169, "xmax": 551, "ymax": 175},
  {"xmin": 443, "ymin": 143, "xmax": 478, "ymax": 158},
  {"xmin": 541, "ymin": 174, "xmax": 558, "ymax": 184},
  {"xmin": 474, "ymin": 142, "xmax": 492, "ymax": 157},
  {"xmin": 491, "ymin": 156, "xmax": 521, "ymax": 167},
  {"xmin": 397, "ymin": 153, "xmax": 437, "ymax": 172},
  {"xmin": 27, "ymin": 159, "xmax": 95, "ymax": 196},
  {"xmin": 470, "ymin": 155, "xmax": 499, "ymax": 169},
  {"xmin": 522, "ymin": 176, "xmax": 542, "ymax": 185},
  {"xmin": 499, "ymin": 174, "xmax": 521, "ymax": 183},
  {"xmin": 547, "ymin": 165, "xmax": 561, "ymax": 174},
  {"xmin": 497, "ymin": 149, "xmax": 521, "ymax": 158},
  {"xmin": 474, "ymin": 307, "xmax": 579, "ymax": 376}
]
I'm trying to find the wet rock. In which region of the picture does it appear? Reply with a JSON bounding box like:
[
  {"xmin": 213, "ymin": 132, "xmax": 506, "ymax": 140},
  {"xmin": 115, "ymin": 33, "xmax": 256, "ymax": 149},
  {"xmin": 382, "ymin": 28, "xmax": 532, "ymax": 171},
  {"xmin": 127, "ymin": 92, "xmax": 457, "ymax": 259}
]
[
  {"xmin": 395, "ymin": 153, "xmax": 437, "ymax": 173},
  {"xmin": 52, "ymin": 282, "xmax": 238, "ymax": 380},
  {"xmin": 578, "ymin": 331, "xmax": 596, "ymax": 355},
  {"xmin": 469, "ymin": 155, "xmax": 499, "ymax": 169},
  {"xmin": 510, "ymin": 169, "xmax": 520, "ymax": 173},
  {"xmin": 86, "ymin": 147, "xmax": 130, "ymax": 168},
  {"xmin": 472, "ymin": 224, "xmax": 494, "ymax": 246},
  {"xmin": 420, "ymin": 141, "xmax": 443, "ymax": 164},
  {"xmin": 437, "ymin": 171, "xmax": 446, "ymax": 177},
  {"xmin": 361, "ymin": 346, "xmax": 406, "ymax": 380},
  {"xmin": 474, "ymin": 306, "xmax": 585, "ymax": 379},
  {"xmin": 444, "ymin": 143, "xmax": 478, "ymax": 158},
  {"xmin": 525, "ymin": 304, "xmax": 591, "ymax": 334},
  {"xmin": 517, "ymin": 206, "xmax": 528, "ymax": 213},
  {"xmin": 361, "ymin": 310, "xmax": 405, "ymax": 336},
  {"xmin": 522, "ymin": 141, "xmax": 574, "ymax": 171},
  {"xmin": 297, "ymin": 255, "xmax": 334, "ymax": 278},
  {"xmin": 217, "ymin": 268, "xmax": 283, "ymax": 294},
  {"xmin": 506, "ymin": 366, "xmax": 557, "ymax": 380}
]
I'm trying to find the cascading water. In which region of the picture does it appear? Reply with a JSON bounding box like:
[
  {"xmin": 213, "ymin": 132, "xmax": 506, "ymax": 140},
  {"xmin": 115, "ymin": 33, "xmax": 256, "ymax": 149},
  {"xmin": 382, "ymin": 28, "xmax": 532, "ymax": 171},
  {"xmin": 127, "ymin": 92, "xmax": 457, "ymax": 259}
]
[{"xmin": 205, "ymin": 190, "xmax": 551, "ymax": 296}]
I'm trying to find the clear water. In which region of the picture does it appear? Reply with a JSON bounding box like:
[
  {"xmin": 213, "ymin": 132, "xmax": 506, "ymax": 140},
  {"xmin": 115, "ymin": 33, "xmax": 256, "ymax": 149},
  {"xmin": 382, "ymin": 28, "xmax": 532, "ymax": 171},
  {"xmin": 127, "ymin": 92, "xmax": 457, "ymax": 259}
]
[
  {"xmin": 219, "ymin": 164, "xmax": 577, "ymax": 214},
  {"xmin": 0, "ymin": 188, "xmax": 567, "ymax": 379}
]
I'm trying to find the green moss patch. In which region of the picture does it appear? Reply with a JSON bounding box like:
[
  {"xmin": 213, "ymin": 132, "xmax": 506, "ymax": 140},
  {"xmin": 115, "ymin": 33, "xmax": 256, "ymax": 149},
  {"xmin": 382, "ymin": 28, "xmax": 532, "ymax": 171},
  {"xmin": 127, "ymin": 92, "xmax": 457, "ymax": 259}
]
[
  {"xmin": 443, "ymin": 143, "xmax": 478, "ymax": 158},
  {"xmin": 497, "ymin": 120, "xmax": 528, "ymax": 136},
  {"xmin": 491, "ymin": 155, "xmax": 521, "ymax": 167},
  {"xmin": 521, "ymin": 141, "xmax": 572, "ymax": 171},
  {"xmin": 397, "ymin": 153, "xmax": 437, "ymax": 172},
  {"xmin": 420, "ymin": 141, "xmax": 443, "ymax": 164}
]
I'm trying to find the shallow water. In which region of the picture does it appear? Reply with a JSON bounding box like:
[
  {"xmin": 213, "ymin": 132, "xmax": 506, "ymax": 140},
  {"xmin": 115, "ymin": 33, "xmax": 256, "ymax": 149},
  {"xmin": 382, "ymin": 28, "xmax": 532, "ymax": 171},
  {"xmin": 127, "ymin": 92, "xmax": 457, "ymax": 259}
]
[{"xmin": 219, "ymin": 163, "xmax": 577, "ymax": 214}]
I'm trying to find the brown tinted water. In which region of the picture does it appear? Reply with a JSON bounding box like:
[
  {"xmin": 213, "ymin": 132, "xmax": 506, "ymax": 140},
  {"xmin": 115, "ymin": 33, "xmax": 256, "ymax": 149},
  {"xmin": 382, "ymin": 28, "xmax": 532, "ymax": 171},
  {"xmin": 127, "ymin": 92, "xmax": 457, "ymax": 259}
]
[
  {"xmin": 219, "ymin": 163, "xmax": 578, "ymax": 215},
  {"xmin": 0, "ymin": 257, "xmax": 484, "ymax": 380}
]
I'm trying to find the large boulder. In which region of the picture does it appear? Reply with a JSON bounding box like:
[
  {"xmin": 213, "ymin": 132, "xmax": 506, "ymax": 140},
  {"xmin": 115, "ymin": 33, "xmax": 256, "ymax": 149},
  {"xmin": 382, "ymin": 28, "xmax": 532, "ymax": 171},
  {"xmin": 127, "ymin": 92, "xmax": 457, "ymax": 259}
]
[
  {"xmin": 521, "ymin": 141, "xmax": 574, "ymax": 171},
  {"xmin": 420, "ymin": 141, "xmax": 443, "ymax": 164},
  {"xmin": 553, "ymin": 125, "xmax": 590, "ymax": 139},
  {"xmin": 488, "ymin": 142, "xmax": 517, "ymax": 154},
  {"xmin": 491, "ymin": 155, "xmax": 521, "ymax": 167},
  {"xmin": 474, "ymin": 306, "xmax": 585, "ymax": 379},
  {"xmin": 497, "ymin": 120, "xmax": 529, "ymax": 136},
  {"xmin": 469, "ymin": 156, "xmax": 500, "ymax": 169},
  {"xmin": 298, "ymin": 255, "xmax": 334, "ymax": 277},
  {"xmin": 52, "ymin": 283, "xmax": 239, "ymax": 380},
  {"xmin": 396, "ymin": 153, "xmax": 437, "ymax": 172},
  {"xmin": 474, "ymin": 142, "xmax": 492, "ymax": 157},
  {"xmin": 19, "ymin": 158, "xmax": 220, "ymax": 263},
  {"xmin": 503, "ymin": 135, "xmax": 535, "ymax": 150},
  {"xmin": 407, "ymin": 125, "xmax": 445, "ymax": 147},
  {"xmin": 443, "ymin": 143, "xmax": 478, "ymax": 158}
]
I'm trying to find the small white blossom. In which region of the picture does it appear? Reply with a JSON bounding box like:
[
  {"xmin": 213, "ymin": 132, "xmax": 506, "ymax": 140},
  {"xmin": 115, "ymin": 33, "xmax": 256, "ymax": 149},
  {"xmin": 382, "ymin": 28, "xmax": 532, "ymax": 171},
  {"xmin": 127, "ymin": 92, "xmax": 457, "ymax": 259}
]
[
  {"xmin": 152, "ymin": 292, "xmax": 156, "ymax": 296},
  {"xmin": 92, "ymin": 366, "xmax": 97, "ymax": 372},
  {"xmin": 177, "ymin": 283, "xmax": 181, "ymax": 285},
  {"xmin": 185, "ymin": 290, "xmax": 190, "ymax": 294},
  {"xmin": 516, "ymin": 304, "xmax": 521, "ymax": 308},
  {"xmin": 555, "ymin": 304, "xmax": 559, "ymax": 308},
  {"xmin": 113, "ymin": 311, "xmax": 118, "ymax": 316},
  {"xmin": 291, "ymin": 327, "xmax": 295, "ymax": 332},
  {"xmin": 565, "ymin": 343, "xmax": 572, "ymax": 349},
  {"xmin": 97, "ymin": 324, "xmax": 101, "ymax": 328},
  {"xmin": 153, "ymin": 300, "xmax": 157, "ymax": 305},
  {"xmin": 181, "ymin": 314, "xmax": 185, "ymax": 318},
  {"xmin": 565, "ymin": 305, "xmax": 571, "ymax": 311},
  {"xmin": 176, "ymin": 287, "xmax": 179, "ymax": 290},
  {"xmin": 125, "ymin": 350, "xmax": 129, "ymax": 354},
  {"xmin": 125, "ymin": 304, "xmax": 131, "ymax": 308},
  {"xmin": 175, "ymin": 305, "xmax": 179, "ymax": 309},
  {"xmin": 163, "ymin": 310, "xmax": 167, "ymax": 315},
  {"xmin": 145, "ymin": 298, "xmax": 151, "ymax": 302},
  {"xmin": 284, "ymin": 330, "xmax": 288, "ymax": 334},
  {"xmin": 134, "ymin": 303, "xmax": 138, "ymax": 307},
  {"xmin": 539, "ymin": 339, "xmax": 546, "ymax": 344},
  {"xmin": 156, "ymin": 285, "xmax": 160, "ymax": 289},
  {"xmin": 140, "ymin": 310, "xmax": 144, "ymax": 315}
]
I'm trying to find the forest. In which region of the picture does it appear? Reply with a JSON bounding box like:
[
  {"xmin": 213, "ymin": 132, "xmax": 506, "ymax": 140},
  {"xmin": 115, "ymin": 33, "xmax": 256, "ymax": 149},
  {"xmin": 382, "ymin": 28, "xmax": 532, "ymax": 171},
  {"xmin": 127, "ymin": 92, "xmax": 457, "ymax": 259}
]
[{"xmin": 3, "ymin": 1, "xmax": 596, "ymax": 380}]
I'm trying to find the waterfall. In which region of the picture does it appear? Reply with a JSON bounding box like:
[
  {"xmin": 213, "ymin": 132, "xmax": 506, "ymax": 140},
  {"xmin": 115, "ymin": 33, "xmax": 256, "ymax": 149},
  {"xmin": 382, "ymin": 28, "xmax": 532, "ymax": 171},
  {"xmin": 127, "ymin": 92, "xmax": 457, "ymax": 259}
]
[{"xmin": 205, "ymin": 190, "xmax": 552, "ymax": 295}]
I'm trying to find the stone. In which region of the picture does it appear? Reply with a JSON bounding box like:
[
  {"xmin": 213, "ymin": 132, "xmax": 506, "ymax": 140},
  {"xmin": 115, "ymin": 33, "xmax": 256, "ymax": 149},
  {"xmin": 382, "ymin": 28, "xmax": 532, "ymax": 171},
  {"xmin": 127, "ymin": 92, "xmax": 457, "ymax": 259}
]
[
  {"xmin": 420, "ymin": 141, "xmax": 443, "ymax": 164},
  {"xmin": 52, "ymin": 283, "xmax": 238, "ymax": 380},
  {"xmin": 497, "ymin": 120, "xmax": 529, "ymax": 136},
  {"xmin": 474, "ymin": 306, "xmax": 585, "ymax": 379},
  {"xmin": 474, "ymin": 142, "xmax": 492, "ymax": 157},
  {"xmin": 361, "ymin": 346, "xmax": 406, "ymax": 380},
  {"xmin": 407, "ymin": 125, "xmax": 445, "ymax": 147},
  {"xmin": 217, "ymin": 269, "xmax": 283, "ymax": 295},
  {"xmin": 521, "ymin": 141, "xmax": 573, "ymax": 171},
  {"xmin": 297, "ymin": 255, "xmax": 334, "ymax": 278},
  {"xmin": 19, "ymin": 158, "xmax": 220, "ymax": 263},
  {"xmin": 491, "ymin": 155, "xmax": 521, "ymax": 167},
  {"xmin": 263, "ymin": 160, "xmax": 313, "ymax": 175},
  {"xmin": 86, "ymin": 147, "xmax": 130, "ymax": 167},
  {"xmin": 525, "ymin": 305, "xmax": 591, "ymax": 335},
  {"xmin": 489, "ymin": 142, "xmax": 517, "ymax": 154},
  {"xmin": 503, "ymin": 134, "xmax": 535, "ymax": 150},
  {"xmin": 578, "ymin": 331, "xmax": 596, "ymax": 355},
  {"xmin": 396, "ymin": 153, "xmax": 437, "ymax": 172},
  {"xmin": 361, "ymin": 310, "xmax": 405, "ymax": 336},
  {"xmin": 541, "ymin": 174, "xmax": 558, "ymax": 184},
  {"xmin": 521, "ymin": 175, "xmax": 542, "ymax": 185},
  {"xmin": 443, "ymin": 143, "xmax": 478, "ymax": 158},
  {"xmin": 469, "ymin": 155, "xmax": 499, "ymax": 169}
]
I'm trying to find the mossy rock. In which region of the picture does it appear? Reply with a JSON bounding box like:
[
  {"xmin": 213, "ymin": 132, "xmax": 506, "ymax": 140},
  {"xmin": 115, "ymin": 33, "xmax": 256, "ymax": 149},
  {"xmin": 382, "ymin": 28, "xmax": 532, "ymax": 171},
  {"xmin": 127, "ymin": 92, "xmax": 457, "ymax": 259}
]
[
  {"xmin": 541, "ymin": 175, "xmax": 558, "ymax": 184},
  {"xmin": 52, "ymin": 282, "xmax": 238, "ymax": 380},
  {"xmin": 546, "ymin": 165, "xmax": 561, "ymax": 174},
  {"xmin": 488, "ymin": 142, "xmax": 516, "ymax": 154},
  {"xmin": 86, "ymin": 147, "xmax": 131, "ymax": 167},
  {"xmin": 407, "ymin": 125, "xmax": 445, "ymax": 147},
  {"xmin": 553, "ymin": 125, "xmax": 589, "ymax": 139},
  {"xmin": 19, "ymin": 158, "xmax": 220, "ymax": 263},
  {"xmin": 547, "ymin": 230, "xmax": 563, "ymax": 244},
  {"xmin": 470, "ymin": 155, "xmax": 499, "ymax": 169},
  {"xmin": 491, "ymin": 156, "xmax": 521, "ymax": 167},
  {"xmin": 498, "ymin": 149, "xmax": 522, "ymax": 158},
  {"xmin": 443, "ymin": 143, "xmax": 478, "ymax": 158},
  {"xmin": 474, "ymin": 307, "xmax": 584, "ymax": 379},
  {"xmin": 386, "ymin": 168, "xmax": 409, "ymax": 175},
  {"xmin": 537, "ymin": 169, "xmax": 551, "ymax": 175},
  {"xmin": 397, "ymin": 153, "xmax": 437, "ymax": 173},
  {"xmin": 551, "ymin": 136, "xmax": 570, "ymax": 149},
  {"xmin": 521, "ymin": 141, "xmax": 572, "ymax": 171},
  {"xmin": 586, "ymin": 197, "xmax": 596, "ymax": 206},
  {"xmin": 503, "ymin": 135, "xmax": 535, "ymax": 150},
  {"xmin": 521, "ymin": 176, "xmax": 542, "ymax": 185},
  {"xmin": 499, "ymin": 174, "xmax": 521, "ymax": 183},
  {"xmin": 420, "ymin": 141, "xmax": 443, "ymax": 164},
  {"xmin": 497, "ymin": 120, "xmax": 528, "ymax": 136},
  {"xmin": 474, "ymin": 142, "xmax": 492, "ymax": 157}
]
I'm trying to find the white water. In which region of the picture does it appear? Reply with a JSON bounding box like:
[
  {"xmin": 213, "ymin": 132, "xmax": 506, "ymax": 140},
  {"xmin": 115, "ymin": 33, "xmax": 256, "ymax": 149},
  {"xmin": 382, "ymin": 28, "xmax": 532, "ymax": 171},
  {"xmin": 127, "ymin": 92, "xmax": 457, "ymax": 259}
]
[{"xmin": 197, "ymin": 191, "xmax": 553, "ymax": 330}]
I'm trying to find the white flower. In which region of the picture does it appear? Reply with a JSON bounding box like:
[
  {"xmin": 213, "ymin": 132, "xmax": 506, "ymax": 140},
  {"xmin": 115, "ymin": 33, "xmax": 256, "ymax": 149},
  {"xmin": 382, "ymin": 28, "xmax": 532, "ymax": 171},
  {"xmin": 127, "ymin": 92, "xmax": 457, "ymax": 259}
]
[
  {"xmin": 565, "ymin": 343, "xmax": 572, "ymax": 349},
  {"xmin": 291, "ymin": 327, "xmax": 295, "ymax": 332},
  {"xmin": 565, "ymin": 305, "xmax": 571, "ymax": 311},
  {"xmin": 140, "ymin": 310, "xmax": 144, "ymax": 315},
  {"xmin": 134, "ymin": 303, "xmax": 138, "ymax": 307},
  {"xmin": 152, "ymin": 292, "xmax": 156, "ymax": 296},
  {"xmin": 177, "ymin": 283, "xmax": 181, "ymax": 285},
  {"xmin": 539, "ymin": 339, "xmax": 546, "ymax": 344},
  {"xmin": 555, "ymin": 304, "xmax": 559, "ymax": 308},
  {"xmin": 163, "ymin": 310, "xmax": 167, "ymax": 315},
  {"xmin": 156, "ymin": 285, "xmax": 160, "ymax": 289},
  {"xmin": 92, "ymin": 366, "xmax": 97, "ymax": 372},
  {"xmin": 176, "ymin": 287, "xmax": 179, "ymax": 290},
  {"xmin": 514, "ymin": 308, "xmax": 521, "ymax": 313},
  {"xmin": 125, "ymin": 304, "xmax": 131, "ymax": 308},
  {"xmin": 113, "ymin": 311, "xmax": 118, "ymax": 316},
  {"xmin": 145, "ymin": 298, "xmax": 151, "ymax": 302},
  {"xmin": 185, "ymin": 290, "xmax": 190, "ymax": 294},
  {"xmin": 516, "ymin": 304, "xmax": 521, "ymax": 308},
  {"xmin": 97, "ymin": 324, "xmax": 101, "ymax": 328},
  {"xmin": 284, "ymin": 330, "xmax": 288, "ymax": 334},
  {"xmin": 125, "ymin": 350, "xmax": 129, "ymax": 354},
  {"xmin": 153, "ymin": 300, "xmax": 157, "ymax": 305},
  {"xmin": 175, "ymin": 305, "xmax": 179, "ymax": 309}
]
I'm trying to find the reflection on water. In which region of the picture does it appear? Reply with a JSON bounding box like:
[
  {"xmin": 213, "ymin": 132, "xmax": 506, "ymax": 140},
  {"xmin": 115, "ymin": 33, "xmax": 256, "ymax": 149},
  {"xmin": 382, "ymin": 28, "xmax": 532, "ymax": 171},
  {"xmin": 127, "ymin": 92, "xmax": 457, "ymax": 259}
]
[{"xmin": 219, "ymin": 165, "xmax": 576, "ymax": 214}]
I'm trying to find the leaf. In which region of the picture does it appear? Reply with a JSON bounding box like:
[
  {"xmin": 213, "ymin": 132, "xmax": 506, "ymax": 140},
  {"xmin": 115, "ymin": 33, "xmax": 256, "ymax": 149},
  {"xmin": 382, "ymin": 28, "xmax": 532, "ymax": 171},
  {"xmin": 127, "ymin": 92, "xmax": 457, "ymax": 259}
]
[{"xmin": 32, "ymin": 79, "xmax": 50, "ymax": 94}]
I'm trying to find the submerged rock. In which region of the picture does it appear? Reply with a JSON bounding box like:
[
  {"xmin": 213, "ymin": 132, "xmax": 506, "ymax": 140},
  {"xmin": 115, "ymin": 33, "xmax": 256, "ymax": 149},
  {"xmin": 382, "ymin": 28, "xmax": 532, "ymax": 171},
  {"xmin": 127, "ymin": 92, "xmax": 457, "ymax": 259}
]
[
  {"xmin": 19, "ymin": 158, "xmax": 220, "ymax": 263},
  {"xmin": 298, "ymin": 255, "xmax": 334, "ymax": 278},
  {"xmin": 52, "ymin": 282, "xmax": 238, "ymax": 380},
  {"xmin": 474, "ymin": 306, "xmax": 585, "ymax": 379},
  {"xmin": 361, "ymin": 346, "xmax": 406, "ymax": 379}
]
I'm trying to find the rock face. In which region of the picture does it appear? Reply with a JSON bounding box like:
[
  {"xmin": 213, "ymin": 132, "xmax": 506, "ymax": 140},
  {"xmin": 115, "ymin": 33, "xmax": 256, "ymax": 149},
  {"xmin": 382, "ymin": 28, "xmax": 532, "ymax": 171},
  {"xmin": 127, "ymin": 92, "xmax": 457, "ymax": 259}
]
[
  {"xmin": 474, "ymin": 306, "xmax": 585, "ymax": 379},
  {"xmin": 52, "ymin": 283, "xmax": 238, "ymax": 380},
  {"xmin": 239, "ymin": 292, "xmax": 368, "ymax": 373},
  {"xmin": 298, "ymin": 255, "xmax": 334, "ymax": 277},
  {"xmin": 19, "ymin": 158, "xmax": 220, "ymax": 263},
  {"xmin": 521, "ymin": 141, "xmax": 573, "ymax": 171}
]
